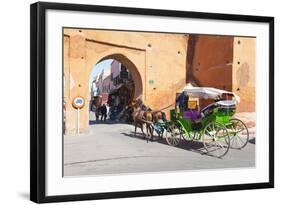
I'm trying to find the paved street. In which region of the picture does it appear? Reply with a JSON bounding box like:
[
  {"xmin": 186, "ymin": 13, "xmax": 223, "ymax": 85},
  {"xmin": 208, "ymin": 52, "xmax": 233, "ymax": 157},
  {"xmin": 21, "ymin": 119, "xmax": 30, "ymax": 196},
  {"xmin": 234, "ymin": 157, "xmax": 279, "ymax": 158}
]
[{"xmin": 64, "ymin": 117, "xmax": 255, "ymax": 176}]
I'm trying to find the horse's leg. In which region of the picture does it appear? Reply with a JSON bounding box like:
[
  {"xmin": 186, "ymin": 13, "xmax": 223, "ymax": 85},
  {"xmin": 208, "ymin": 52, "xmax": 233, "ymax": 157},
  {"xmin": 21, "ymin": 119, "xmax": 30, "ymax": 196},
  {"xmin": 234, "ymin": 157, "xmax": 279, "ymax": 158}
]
[
  {"xmin": 159, "ymin": 132, "xmax": 163, "ymax": 139},
  {"xmin": 145, "ymin": 123, "xmax": 149, "ymax": 139},
  {"xmin": 134, "ymin": 123, "xmax": 137, "ymax": 137},
  {"xmin": 143, "ymin": 123, "xmax": 150, "ymax": 142},
  {"xmin": 151, "ymin": 126, "xmax": 155, "ymax": 139},
  {"xmin": 147, "ymin": 124, "xmax": 154, "ymax": 141},
  {"xmin": 141, "ymin": 124, "xmax": 146, "ymax": 139}
]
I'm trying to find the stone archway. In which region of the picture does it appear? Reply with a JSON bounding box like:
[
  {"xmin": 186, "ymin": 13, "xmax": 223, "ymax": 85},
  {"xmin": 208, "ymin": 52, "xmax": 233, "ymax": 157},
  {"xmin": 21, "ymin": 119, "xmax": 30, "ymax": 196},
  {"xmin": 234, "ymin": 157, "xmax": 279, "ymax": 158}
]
[
  {"xmin": 93, "ymin": 54, "xmax": 143, "ymax": 100},
  {"xmin": 64, "ymin": 33, "xmax": 147, "ymax": 134},
  {"xmin": 64, "ymin": 28, "xmax": 256, "ymax": 134},
  {"xmin": 64, "ymin": 28, "xmax": 188, "ymax": 134}
]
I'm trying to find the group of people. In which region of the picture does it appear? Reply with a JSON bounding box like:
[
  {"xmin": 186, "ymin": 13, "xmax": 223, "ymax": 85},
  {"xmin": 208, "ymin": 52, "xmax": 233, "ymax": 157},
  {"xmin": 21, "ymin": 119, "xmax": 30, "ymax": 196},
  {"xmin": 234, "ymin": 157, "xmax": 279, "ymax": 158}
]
[{"xmin": 90, "ymin": 96, "xmax": 108, "ymax": 121}]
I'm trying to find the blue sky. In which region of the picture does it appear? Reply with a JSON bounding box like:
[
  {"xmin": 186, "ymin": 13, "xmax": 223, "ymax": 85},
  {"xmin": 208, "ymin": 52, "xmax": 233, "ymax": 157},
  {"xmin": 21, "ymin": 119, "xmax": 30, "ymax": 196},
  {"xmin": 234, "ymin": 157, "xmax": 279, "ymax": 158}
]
[{"xmin": 88, "ymin": 59, "xmax": 113, "ymax": 90}]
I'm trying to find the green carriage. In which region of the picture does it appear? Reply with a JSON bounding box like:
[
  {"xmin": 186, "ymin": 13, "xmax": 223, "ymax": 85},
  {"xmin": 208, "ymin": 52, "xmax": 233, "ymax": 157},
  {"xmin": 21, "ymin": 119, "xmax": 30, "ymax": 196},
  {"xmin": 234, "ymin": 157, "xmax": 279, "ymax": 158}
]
[{"xmin": 165, "ymin": 87, "xmax": 249, "ymax": 158}]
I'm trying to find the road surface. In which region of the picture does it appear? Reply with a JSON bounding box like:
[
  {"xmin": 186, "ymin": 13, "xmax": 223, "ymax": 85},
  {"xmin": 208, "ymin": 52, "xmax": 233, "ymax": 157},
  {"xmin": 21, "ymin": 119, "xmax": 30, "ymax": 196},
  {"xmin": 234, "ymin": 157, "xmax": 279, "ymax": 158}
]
[{"xmin": 64, "ymin": 120, "xmax": 255, "ymax": 176}]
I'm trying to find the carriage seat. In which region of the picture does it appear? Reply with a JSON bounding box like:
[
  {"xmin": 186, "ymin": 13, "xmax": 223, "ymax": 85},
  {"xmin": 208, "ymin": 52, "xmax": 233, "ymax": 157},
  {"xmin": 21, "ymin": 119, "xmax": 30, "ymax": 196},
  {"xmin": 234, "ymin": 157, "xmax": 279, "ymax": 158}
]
[
  {"xmin": 216, "ymin": 100, "xmax": 236, "ymax": 108},
  {"xmin": 200, "ymin": 103, "xmax": 217, "ymax": 117},
  {"xmin": 183, "ymin": 110, "xmax": 201, "ymax": 122},
  {"xmin": 200, "ymin": 100, "xmax": 236, "ymax": 117}
]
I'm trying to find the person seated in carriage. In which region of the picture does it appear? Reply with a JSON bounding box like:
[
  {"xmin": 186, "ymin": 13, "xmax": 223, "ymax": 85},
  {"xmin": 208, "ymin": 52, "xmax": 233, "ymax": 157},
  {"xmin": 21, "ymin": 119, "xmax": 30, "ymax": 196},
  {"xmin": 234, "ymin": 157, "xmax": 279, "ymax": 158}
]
[
  {"xmin": 176, "ymin": 90, "xmax": 189, "ymax": 113},
  {"xmin": 176, "ymin": 91, "xmax": 201, "ymax": 122},
  {"xmin": 175, "ymin": 87, "xmax": 239, "ymax": 123},
  {"xmin": 183, "ymin": 99, "xmax": 201, "ymax": 123}
]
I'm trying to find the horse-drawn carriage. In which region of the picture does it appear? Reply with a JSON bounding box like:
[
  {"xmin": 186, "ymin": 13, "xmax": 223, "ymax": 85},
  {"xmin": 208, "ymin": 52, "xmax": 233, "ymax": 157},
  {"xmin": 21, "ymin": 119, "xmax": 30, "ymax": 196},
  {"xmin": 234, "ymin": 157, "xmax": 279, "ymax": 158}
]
[{"xmin": 165, "ymin": 87, "xmax": 249, "ymax": 158}]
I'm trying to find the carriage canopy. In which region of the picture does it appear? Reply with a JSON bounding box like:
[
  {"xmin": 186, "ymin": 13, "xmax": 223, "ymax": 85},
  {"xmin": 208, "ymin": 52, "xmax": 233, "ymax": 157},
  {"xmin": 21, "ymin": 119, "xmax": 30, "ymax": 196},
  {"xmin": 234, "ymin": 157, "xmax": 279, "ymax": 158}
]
[{"xmin": 181, "ymin": 86, "xmax": 240, "ymax": 103}]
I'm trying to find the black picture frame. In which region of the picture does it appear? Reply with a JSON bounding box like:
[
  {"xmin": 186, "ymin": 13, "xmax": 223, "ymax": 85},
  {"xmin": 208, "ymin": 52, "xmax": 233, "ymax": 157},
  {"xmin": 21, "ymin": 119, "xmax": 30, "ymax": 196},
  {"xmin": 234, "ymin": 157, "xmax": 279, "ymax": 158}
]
[{"xmin": 30, "ymin": 1, "xmax": 274, "ymax": 203}]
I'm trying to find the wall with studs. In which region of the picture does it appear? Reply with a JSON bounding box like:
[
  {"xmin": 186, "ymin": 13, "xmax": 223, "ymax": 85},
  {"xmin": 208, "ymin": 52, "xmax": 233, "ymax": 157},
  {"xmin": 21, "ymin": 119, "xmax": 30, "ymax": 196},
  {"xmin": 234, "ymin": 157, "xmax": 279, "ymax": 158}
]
[
  {"xmin": 233, "ymin": 37, "xmax": 256, "ymax": 112},
  {"xmin": 63, "ymin": 28, "xmax": 188, "ymax": 134},
  {"xmin": 186, "ymin": 34, "xmax": 255, "ymax": 112}
]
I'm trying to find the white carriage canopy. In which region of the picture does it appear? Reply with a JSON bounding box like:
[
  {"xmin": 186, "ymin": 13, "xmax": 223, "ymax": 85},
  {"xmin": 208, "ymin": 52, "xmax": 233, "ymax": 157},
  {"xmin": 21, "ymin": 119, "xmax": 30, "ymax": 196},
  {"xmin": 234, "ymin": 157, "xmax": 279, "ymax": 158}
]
[{"xmin": 182, "ymin": 86, "xmax": 240, "ymax": 103}]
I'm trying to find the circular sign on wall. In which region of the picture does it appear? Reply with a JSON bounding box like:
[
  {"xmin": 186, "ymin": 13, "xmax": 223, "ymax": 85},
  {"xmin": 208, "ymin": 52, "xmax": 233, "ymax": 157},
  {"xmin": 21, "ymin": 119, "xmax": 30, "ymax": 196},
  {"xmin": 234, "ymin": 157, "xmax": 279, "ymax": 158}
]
[{"xmin": 72, "ymin": 96, "xmax": 85, "ymax": 109}]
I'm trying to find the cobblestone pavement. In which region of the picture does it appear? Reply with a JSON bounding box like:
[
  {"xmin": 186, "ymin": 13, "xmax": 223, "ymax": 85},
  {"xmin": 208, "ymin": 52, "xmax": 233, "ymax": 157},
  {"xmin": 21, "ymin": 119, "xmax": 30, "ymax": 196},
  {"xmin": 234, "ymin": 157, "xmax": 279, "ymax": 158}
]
[{"xmin": 64, "ymin": 117, "xmax": 255, "ymax": 176}]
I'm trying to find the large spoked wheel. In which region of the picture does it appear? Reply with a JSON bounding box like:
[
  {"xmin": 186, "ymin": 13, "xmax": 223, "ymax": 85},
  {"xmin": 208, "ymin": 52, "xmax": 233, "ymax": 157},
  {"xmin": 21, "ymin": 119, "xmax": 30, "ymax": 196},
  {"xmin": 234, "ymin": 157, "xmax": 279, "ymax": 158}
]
[
  {"xmin": 228, "ymin": 118, "xmax": 249, "ymax": 149},
  {"xmin": 165, "ymin": 123, "xmax": 182, "ymax": 146},
  {"xmin": 203, "ymin": 122, "xmax": 230, "ymax": 158}
]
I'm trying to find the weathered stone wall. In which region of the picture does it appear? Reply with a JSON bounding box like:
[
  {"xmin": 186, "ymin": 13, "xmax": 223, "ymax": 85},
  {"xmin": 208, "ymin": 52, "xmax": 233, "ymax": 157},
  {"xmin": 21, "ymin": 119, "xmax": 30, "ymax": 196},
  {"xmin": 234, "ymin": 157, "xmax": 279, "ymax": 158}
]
[
  {"xmin": 64, "ymin": 29, "xmax": 188, "ymax": 134},
  {"xmin": 189, "ymin": 35, "xmax": 234, "ymax": 91},
  {"xmin": 187, "ymin": 35, "xmax": 255, "ymax": 111},
  {"xmin": 63, "ymin": 28, "xmax": 256, "ymax": 134},
  {"xmin": 187, "ymin": 35, "xmax": 234, "ymax": 108},
  {"xmin": 232, "ymin": 37, "xmax": 256, "ymax": 112}
]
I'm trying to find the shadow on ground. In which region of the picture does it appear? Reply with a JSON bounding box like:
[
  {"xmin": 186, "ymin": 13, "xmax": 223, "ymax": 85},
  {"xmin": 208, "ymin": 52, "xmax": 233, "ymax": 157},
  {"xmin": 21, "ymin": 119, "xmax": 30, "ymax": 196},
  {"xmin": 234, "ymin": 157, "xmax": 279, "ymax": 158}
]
[
  {"xmin": 248, "ymin": 137, "xmax": 255, "ymax": 144},
  {"xmin": 120, "ymin": 131, "xmax": 209, "ymax": 157},
  {"xmin": 90, "ymin": 121, "xmax": 253, "ymax": 159}
]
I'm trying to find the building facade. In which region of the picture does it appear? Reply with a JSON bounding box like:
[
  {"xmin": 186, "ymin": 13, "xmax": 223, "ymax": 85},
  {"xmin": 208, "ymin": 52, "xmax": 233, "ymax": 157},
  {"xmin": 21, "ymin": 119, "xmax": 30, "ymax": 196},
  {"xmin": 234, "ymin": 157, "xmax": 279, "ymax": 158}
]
[{"xmin": 63, "ymin": 28, "xmax": 255, "ymax": 134}]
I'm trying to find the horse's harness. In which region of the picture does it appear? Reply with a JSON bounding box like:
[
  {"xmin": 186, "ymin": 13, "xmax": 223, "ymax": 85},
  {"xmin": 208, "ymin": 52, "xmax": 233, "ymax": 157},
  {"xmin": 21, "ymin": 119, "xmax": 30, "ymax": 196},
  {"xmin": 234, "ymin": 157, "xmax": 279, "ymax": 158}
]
[{"xmin": 133, "ymin": 104, "xmax": 153, "ymax": 124}]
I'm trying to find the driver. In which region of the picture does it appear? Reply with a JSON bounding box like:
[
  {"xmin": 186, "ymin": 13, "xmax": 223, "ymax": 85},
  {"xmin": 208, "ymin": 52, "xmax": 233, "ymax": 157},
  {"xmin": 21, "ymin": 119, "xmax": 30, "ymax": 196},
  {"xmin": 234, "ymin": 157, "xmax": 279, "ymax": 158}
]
[{"xmin": 176, "ymin": 91, "xmax": 189, "ymax": 112}]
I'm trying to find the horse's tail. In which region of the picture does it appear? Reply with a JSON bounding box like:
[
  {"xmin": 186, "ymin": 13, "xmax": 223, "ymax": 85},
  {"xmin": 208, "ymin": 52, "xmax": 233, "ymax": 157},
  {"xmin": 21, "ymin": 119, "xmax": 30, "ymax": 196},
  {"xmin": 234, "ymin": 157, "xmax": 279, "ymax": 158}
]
[{"xmin": 161, "ymin": 112, "xmax": 167, "ymax": 121}]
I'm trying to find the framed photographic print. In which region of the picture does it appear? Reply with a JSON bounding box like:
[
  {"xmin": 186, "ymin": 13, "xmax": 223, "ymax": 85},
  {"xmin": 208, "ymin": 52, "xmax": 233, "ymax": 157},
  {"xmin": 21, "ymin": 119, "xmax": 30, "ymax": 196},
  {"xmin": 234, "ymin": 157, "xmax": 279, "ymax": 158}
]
[{"xmin": 30, "ymin": 1, "xmax": 274, "ymax": 203}]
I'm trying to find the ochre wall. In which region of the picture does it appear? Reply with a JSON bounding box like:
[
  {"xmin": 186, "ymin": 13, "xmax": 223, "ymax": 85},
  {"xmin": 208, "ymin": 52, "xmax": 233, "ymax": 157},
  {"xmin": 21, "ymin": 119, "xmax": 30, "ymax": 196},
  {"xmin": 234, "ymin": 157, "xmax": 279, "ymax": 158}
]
[
  {"xmin": 64, "ymin": 28, "xmax": 256, "ymax": 134},
  {"xmin": 232, "ymin": 37, "xmax": 256, "ymax": 112},
  {"xmin": 187, "ymin": 35, "xmax": 255, "ymax": 111},
  {"xmin": 188, "ymin": 35, "xmax": 234, "ymax": 108},
  {"xmin": 64, "ymin": 29, "xmax": 188, "ymax": 134},
  {"xmin": 190, "ymin": 35, "xmax": 233, "ymax": 90}
]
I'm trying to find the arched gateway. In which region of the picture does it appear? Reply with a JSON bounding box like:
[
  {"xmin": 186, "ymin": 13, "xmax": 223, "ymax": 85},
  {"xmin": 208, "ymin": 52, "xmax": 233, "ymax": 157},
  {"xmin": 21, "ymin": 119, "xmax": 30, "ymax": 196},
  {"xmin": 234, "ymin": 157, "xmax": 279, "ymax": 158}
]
[
  {"xmin": 63, "ymin": 29, "xmax": 256, "ymax": 134},
  {"xmin": 63, "ymin": 28, "xmax": 189, "ymax": 134},
  {"xmin": 95, "ymin": 54, "xmax": 143, "ymax": 100}
]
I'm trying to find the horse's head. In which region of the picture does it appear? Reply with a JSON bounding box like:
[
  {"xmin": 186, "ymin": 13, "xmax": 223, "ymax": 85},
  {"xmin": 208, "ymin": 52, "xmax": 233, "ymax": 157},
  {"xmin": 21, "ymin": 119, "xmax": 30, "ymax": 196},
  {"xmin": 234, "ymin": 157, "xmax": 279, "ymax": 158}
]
[
  {"xmin": 130, "ymin": 99, "xmax": 143, "ymax": 109},
  {"xmin": 140, "ymin": 104, "xmax": 150, "ymax": 111}
]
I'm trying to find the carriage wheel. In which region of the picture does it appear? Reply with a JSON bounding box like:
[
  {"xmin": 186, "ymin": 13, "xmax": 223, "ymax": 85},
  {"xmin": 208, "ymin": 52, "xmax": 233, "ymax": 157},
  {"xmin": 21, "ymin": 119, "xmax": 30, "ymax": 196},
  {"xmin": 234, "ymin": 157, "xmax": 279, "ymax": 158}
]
[
  {"xmin": 165, "ymin": 123, "xmax": 181, "ymax": 146},
  {"xmin": 203, "ymin": 122, "xmax": 230, "ymax": 158},
  {"xmin": 228, "ymin": 118, "xmax": 249, "ymax": 149}
]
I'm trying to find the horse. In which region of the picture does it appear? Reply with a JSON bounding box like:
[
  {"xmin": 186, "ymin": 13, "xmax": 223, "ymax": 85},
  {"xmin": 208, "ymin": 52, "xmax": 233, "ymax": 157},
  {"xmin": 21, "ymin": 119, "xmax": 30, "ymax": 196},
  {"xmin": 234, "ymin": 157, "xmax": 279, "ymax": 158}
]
[{"xmin": 130, "ymin": 99, "xmax": 154, "ymax": 140}]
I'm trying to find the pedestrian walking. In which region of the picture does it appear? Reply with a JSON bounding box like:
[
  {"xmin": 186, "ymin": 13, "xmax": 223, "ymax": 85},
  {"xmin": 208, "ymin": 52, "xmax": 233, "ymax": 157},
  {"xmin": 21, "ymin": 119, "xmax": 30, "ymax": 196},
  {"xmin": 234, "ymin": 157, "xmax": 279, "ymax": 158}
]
[{"xmin": 100, "ymin": 104, "xmax": 107, "ymax": 121}]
